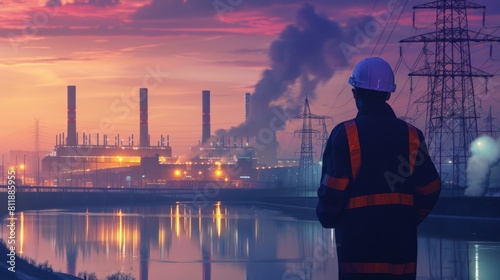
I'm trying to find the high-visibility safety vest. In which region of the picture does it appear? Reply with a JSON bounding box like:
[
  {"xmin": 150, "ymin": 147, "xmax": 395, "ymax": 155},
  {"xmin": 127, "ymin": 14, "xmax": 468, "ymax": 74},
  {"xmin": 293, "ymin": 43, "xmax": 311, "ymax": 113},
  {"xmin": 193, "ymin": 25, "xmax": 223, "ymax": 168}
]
[{"xmin": 317, "ymin": 102, "xmax": 441, "ymax": 280}]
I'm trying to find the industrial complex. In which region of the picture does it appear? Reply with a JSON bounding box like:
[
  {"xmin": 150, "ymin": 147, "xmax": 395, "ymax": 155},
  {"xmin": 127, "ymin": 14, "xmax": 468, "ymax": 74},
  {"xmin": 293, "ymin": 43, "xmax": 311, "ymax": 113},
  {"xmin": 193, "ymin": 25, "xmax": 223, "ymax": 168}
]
[{"xmin": 38, "ymin": 86, "xmax": 278, "ymax": 188}]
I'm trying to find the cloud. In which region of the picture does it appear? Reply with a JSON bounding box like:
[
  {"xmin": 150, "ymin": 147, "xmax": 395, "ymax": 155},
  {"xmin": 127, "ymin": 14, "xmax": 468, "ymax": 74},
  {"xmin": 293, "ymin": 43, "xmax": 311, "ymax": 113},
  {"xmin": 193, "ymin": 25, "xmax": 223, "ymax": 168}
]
[
  {"xmin": 131, "ymin": 0, "xmax": 362, "ymax": 21},
  {"xmin": 46, "ymin": 0, "xmax": 120, "ymax": 7},
  {"xmin": 132, "ymin": 0, "xmax": 214, "ymax": 20},
  {"xmin": 215, "ymin": 3, "xmax": 364, "ymax": 164},
  {"xmin": 229, "ymin": 47, "xmax": 268, "ymax": 54},
  {"xmin": 211, "ymin": 59, "xmax": 266, "ymax": 68}
]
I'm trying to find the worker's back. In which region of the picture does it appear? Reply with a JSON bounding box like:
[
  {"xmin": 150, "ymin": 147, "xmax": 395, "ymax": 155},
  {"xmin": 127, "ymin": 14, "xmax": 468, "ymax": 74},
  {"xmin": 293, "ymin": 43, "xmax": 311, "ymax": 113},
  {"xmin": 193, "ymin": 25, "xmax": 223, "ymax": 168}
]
[
  {"xmin": 317, "ymin": 57, "xmax": 441, "ymax": 280},
  {"xmin": 335, "ymin": 102, "xmax": 424, "ymax": 278}
]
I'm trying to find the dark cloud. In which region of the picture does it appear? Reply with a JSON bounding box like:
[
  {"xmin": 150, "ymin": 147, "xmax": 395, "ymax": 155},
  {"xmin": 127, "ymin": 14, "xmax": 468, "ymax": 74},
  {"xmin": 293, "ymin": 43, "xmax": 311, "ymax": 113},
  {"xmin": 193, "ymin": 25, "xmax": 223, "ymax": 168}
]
[
  {"xmin": 46, "ymin": 0, "xmax": 120, "ymax": 7},
  {"xmin": 133, "ymin": 0, "xmax": 214, "ymax": 20},
  {"xmin": 216, "ymin": 3, "xmax": 360, "ymax": 164},
  {"xmin": 131, "ymin": 0, "xmax": 343, "ymax": 20}
]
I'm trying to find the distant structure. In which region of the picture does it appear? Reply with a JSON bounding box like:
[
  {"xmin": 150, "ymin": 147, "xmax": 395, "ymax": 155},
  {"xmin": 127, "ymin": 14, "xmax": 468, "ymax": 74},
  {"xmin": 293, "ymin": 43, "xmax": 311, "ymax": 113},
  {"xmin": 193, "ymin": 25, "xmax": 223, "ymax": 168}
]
[
  {"xmin": 293, "ymin": 98, "xmax": 328, "ymax": 189},
  {"xmin": 42, "ymin": 86, "xmax": 172, "ymax": 186},
  {"xmin": 140, "ymin": 88, "xmax": 149, "ymax": 147},
  {"xmin": 401, "ymin": 0, "xmax": 500, "ymax": 187},
  {"xmin": 67, "ymin": 85, "xmax": 77, "ymax": 146},
  {"xmin": 244, "ymin": 92, "xmax": 251, "ymax": 121},
  {"xmin": 481, "ymin": 106, "xmax": 499, "ymax": 138},
  {"xmin": 202, "ymin": 90, "xmax": 211, "ymax": 144}
]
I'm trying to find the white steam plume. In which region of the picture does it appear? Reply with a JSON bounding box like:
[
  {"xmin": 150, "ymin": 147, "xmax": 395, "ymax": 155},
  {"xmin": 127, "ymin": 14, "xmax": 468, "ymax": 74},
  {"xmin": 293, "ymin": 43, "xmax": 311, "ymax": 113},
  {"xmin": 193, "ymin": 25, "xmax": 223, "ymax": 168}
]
[{"xmin": 465, "ymin": 135, "xmax": 500, "ymax": 196}]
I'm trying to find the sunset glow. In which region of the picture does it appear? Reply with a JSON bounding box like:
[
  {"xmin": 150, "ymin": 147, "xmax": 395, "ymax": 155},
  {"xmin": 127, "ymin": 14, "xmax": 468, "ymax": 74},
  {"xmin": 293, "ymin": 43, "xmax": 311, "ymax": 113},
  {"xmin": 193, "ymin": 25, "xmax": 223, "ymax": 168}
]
[{"xmin": 1, "ymin": 0, "xmax": 498, "ymax": 161}]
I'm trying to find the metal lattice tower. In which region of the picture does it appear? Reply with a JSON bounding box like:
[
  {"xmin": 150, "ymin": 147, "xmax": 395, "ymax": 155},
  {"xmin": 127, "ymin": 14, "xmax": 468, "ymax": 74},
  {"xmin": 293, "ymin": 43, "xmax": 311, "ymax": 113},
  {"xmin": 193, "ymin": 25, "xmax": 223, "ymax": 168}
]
[
  {"xmin": 481, "ymin": 106, "xmax": 499, "ymax": 138},
  {"xmin": 318, "ymin": 118, "xmax": 331, "ymax": 156},
  {"xmin": 400, "ymin": 0, "xmax": 500, "ymax": 187},
  {"xmin": 293, "ymin": 98, "xmax": 330, "ymax": 189}
]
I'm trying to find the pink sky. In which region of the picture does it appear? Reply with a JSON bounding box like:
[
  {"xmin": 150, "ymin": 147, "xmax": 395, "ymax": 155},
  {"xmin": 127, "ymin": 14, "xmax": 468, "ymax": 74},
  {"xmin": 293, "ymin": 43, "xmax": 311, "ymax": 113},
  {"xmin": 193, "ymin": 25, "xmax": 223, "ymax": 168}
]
[{"xmin": 1, "ymin": 0, "xmax": 499, "ymax": 160}]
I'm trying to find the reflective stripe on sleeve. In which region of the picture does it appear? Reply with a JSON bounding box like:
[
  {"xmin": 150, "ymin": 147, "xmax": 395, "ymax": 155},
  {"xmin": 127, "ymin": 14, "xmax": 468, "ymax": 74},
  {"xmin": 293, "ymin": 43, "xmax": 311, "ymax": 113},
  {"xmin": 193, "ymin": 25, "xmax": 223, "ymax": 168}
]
[
  {"xmin": 416, "ymin": 177, "xmax": 441, "ymax": 195},
  {"xmin": 344, "ymin": 120, "xmax": 361, "ymax": 181},
  {"xmin": 342, "ymin": 262, "xmax": 416, "ymax": 275},
  {"xmin": 322, "ymin": 175, "xmax": 349, "ymax": 191},
  {"xmin": 408, "ymin": 124, "xmax": 420, "ymax": 175},
  {"xmin": 347, "ymin": 193, "xmax": 414, "ymax": 209}
]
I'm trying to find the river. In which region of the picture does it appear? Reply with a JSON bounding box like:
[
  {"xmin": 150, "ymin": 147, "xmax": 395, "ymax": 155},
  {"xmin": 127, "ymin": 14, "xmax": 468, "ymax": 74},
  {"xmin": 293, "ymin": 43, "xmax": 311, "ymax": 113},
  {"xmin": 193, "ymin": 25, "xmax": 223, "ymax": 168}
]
[{"xmin": 1, "ymin": 202, "xmax": 499, "ymax": 280}]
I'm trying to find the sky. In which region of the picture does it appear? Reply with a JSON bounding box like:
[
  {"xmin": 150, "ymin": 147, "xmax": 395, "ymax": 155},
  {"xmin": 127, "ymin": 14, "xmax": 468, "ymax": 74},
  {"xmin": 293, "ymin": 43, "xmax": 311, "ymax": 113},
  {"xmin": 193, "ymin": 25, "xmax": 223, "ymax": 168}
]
[{"xmin": 1, "ymin": 0, "xmax": 500, "ymax": 160}]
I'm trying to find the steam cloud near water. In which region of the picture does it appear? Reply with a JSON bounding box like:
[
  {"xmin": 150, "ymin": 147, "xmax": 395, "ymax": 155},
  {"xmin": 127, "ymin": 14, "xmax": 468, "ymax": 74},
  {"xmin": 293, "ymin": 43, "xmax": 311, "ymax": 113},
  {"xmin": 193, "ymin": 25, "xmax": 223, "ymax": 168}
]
[{"xmin": 465, "ymin": 135, "xmax": 500, "ymax": 196}]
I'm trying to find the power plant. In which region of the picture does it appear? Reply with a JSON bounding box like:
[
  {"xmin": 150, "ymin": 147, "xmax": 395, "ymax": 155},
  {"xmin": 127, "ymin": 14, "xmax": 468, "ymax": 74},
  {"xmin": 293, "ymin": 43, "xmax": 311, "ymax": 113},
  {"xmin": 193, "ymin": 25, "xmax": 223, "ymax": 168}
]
[{"xmin": 40, "ymin": 87, "xmax": 262, "ymax": 188}]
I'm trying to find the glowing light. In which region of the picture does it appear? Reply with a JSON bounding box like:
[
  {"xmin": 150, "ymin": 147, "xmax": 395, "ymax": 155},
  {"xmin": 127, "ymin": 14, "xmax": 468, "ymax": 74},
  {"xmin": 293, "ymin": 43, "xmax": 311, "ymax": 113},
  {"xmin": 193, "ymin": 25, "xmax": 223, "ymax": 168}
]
[
  {"xmin": 215, "ymin": 170, "xmax": 222, "ymax": 177},
  {"xmin": 470, "ymin": 135, "xmax": 500, "ymax": 163},
  {"xmin": 117, "ymin": 209, "xmax": 123, "ymax": 255},
  {"xmin": 215, "ymin": 202, "xmax": 222, "ymax": 237},
  {"xmin": 475, "ymin": 244, "xmax": 479, "ymax": 280},
  {"xmin": 19, "ymin": 164, "xmax": 25, "ymax": 170},
  {"xmin": 175, "ymin": 204, "xmax": 180, "ymax": 238},
  {"xmin": 224, "ymin": 178, "xmax": 228, "ymax": 182},
  {"xmin": 19, "ymin": 212, "xmax": 24, "ymax": 254},
  {"xmin": 174, "ymin": 170, "xmax": 181, "ymax": 176},
  {"xmin": 119, "ymin": 157, "xmax": 123, "ymax": 162}
]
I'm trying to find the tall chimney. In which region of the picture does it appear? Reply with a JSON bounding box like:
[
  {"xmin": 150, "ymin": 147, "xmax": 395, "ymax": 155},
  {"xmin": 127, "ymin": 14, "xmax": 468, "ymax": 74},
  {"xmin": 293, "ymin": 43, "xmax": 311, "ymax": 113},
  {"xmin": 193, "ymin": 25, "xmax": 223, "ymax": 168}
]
[
  {"xmin": 67, "ymin": 85, "xmax": 77, "ymax": 146},
  {"xmin": 140, "ymin": 88, "xmax": 149, "ymax": 147},
  {"xmin": 202, "ymin": 90, "xmax": 211, "ymax": 144},
  {"xmin": 244, "ymin": 92, "xmax": 251, "ymax": 121}
]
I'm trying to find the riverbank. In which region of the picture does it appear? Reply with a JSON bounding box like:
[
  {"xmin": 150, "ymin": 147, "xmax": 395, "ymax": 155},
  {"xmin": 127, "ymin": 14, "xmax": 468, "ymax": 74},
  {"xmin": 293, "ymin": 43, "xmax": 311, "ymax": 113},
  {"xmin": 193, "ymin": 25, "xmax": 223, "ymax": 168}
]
[{"xmin": 0, "ymin": 241, "xmax": 81, "ymax": 280}]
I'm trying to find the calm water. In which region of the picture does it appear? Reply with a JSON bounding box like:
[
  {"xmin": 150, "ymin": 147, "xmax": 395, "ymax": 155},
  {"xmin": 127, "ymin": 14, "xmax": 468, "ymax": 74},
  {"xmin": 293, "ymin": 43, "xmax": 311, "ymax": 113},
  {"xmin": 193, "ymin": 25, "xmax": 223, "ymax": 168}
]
[{"xmin": 1, "ymin": 202, "xmax": 499, "ymax": 280}]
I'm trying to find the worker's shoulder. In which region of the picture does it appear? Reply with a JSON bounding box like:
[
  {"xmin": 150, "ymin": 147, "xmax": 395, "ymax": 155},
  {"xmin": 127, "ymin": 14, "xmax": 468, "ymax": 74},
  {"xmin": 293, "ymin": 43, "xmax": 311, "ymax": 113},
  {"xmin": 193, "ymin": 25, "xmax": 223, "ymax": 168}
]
[
  {"xmin": 331, "ymin": 118, "xmax": 355, "ymax": 131},
  {"xmin": 402, "ymin": 121, "xmax": 425, "ymax": 136}
]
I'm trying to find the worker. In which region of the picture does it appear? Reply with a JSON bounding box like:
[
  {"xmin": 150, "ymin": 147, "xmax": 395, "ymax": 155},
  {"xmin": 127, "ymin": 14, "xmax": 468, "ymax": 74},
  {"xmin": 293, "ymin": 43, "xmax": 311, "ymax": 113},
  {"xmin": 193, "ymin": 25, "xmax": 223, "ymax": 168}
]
[{"xmin": 317, "ymin": 57, "xmax": 441, "ymax": 280}]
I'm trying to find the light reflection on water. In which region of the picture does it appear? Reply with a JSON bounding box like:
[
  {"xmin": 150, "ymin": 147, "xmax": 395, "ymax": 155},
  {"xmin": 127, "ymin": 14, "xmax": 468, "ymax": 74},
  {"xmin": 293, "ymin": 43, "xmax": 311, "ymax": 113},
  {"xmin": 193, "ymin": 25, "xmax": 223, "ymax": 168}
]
[{"xmin": 1, "ymin": 203, "xmax": 499, "ymax": 280}]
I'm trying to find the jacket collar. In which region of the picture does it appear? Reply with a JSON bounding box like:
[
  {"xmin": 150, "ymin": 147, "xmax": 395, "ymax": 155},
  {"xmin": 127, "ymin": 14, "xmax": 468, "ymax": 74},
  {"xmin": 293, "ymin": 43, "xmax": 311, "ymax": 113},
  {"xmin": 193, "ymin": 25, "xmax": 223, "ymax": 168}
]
[{"xmin": 356, "ymin": 101, "xmax": 396, "ymax": 118}]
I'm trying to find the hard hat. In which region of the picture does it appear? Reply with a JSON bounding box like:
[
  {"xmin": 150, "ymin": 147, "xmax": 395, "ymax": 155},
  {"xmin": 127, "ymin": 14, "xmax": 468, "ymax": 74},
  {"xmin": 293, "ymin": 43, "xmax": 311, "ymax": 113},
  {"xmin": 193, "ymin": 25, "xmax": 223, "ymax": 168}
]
[{"xmin": 348, "ymin": 57, "xmax": 396, "ymax": 93}]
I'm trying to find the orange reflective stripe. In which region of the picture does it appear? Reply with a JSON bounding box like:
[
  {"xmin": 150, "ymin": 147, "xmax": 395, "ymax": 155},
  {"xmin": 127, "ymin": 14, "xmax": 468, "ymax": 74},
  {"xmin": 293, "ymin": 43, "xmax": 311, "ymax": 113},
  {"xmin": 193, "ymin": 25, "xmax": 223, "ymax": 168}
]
[
  {"xmin": 347, "ymin": 193, "xmax": 414, "ymax": 209},
  {"xmin": 344, "ymin": 120, "xmax": 361, "ymax": 181},
  {"xmin": 322, "ymin": 175, "xmax": 349, "ymax": 191},
  {"xmin": 416, "ymin": 177, "xmax": 441, "ymax": 195},
  {"xmin": 408, "ymin": 124, "xmax": 420, "ymax": 175},
  {"xmin": 342, "ymin": 262, "xmax": 416, "ymax": 275}
]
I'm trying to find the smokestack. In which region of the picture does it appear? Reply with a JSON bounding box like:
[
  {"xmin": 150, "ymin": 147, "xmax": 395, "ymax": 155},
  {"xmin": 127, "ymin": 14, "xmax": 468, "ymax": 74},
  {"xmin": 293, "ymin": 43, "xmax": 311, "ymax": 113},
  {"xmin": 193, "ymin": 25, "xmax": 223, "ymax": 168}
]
[
  {"xmin": 140, "ymin": 88, "xmax": 149, "ymax": 147},
  {"xmin": 67, "ymin": 85, "xmax": 77, "ymax": 146},
  {"xmin": 202, "ymin": 90, "xmax": 211, "ymax": 144},
  {"xmin": 244, "ymin": 93, "xmax": 251, "ymax": 121}
]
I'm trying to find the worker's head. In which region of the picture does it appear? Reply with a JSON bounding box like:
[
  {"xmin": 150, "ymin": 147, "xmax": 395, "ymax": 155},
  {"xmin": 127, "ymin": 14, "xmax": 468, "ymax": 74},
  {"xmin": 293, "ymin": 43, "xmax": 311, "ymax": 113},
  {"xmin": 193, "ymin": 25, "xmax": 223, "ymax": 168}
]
[{"xmin": 348, "ymin": 57, "xmax": 396, "ymax": 107}]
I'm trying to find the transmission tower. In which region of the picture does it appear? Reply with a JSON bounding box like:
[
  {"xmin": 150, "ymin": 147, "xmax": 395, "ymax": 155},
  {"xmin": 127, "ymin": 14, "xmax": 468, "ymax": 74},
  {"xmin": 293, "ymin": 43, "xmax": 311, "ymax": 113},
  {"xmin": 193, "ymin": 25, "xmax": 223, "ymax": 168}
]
[
  {"xmin": 481, "ymin": 106, "xmax": 499, "ymax": 138},
  {"xmin": 400, "ymin": 0, "xmax": 500, "ymax": 187},
  {"xmin": 318, "ymin": 118, "xmax": 332, "ymax": 157},
  {"xmin": 293, "ymin": 98, "xmax": 330, "ymax": 189}
]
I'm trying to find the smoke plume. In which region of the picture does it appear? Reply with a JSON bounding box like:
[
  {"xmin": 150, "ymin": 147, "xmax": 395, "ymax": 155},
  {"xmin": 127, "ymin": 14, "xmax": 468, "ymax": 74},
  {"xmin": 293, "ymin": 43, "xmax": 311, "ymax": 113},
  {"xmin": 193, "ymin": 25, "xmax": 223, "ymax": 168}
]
[
  {"xmin": 218, "ymin": 4, "xmax": 362, "ymax": 164},
  {"xmin": 465, "ymin": 135, "xmax": 500, "ymax": 196}
]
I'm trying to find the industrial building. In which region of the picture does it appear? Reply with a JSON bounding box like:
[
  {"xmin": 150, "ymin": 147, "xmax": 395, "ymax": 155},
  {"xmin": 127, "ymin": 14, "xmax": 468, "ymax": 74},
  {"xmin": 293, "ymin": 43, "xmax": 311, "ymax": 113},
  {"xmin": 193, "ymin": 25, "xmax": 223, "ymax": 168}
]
[{"xmin": 41, "ymin": 87, "xmax": 258, "ymax": 188}]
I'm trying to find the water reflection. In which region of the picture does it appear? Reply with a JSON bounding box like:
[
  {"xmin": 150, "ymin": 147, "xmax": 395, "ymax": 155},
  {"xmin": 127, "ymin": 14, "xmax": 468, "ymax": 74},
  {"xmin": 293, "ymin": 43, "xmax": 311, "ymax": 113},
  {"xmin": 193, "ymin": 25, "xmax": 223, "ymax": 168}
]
[{"xmin": 0, "ymin": 203, "xmax": 499, "ymax": 280}]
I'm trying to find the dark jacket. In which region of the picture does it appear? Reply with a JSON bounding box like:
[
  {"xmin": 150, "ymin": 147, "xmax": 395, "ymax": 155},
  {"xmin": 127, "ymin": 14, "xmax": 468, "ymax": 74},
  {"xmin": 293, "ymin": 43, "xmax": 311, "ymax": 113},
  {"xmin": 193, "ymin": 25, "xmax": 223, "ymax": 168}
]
[{"xmin": 317, "ymin": 102, "xmax": 441, "ymax": 280}]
